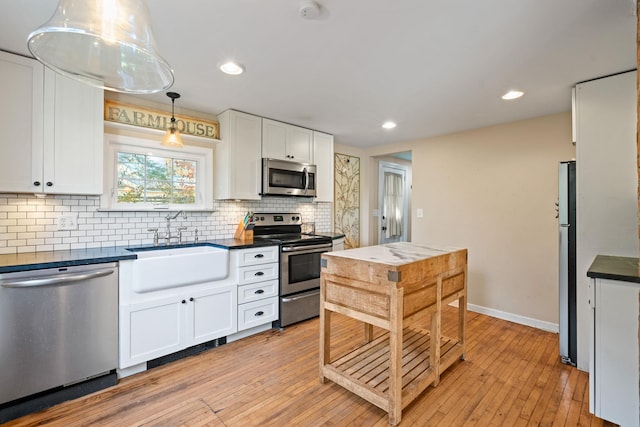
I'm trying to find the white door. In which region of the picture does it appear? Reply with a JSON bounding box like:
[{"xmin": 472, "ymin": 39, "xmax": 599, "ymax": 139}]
[{"xmin": 378, "ymin": 161, "xmax": 409, "ymax": 244}]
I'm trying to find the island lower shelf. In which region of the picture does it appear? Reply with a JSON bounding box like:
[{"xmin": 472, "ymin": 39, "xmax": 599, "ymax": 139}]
[{"xmin": 322, "ymin": 326, "xmax": 463, "ymax": 413}]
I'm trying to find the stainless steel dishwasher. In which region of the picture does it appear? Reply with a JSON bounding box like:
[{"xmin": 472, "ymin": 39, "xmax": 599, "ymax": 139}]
[{"xmin": 0, "ymin": 263, "xmax": 118, "ymax": 408}]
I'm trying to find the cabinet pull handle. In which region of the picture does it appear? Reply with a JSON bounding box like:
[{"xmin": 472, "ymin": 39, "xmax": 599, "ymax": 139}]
[
  {"xmin": 181, "ymin": 299, "xmax": 186, "ymax": 304},
  {"xmin": 254, "ymin": 253, "xmax": 264, "ymax": 258},
  {"xmin": 254, "ymin": 289, "xmax": 265, "ymax": 294},
  {"xmin": 33, "ymin": 181, "xmax": 41, "ymax": 186},
  {"xmin": 255, "ymin": 311, "xmax": 264, "ymax": 316},
  {"xmin": 254, "ymin": 271, "xmax": 264, "ymax": 276}
]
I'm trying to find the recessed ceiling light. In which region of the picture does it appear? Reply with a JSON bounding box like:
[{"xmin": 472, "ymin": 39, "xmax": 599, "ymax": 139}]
[
  {"xmin": 502, "ymin": 90, "xmax": 524, "ymax": 100},
  {"xmin": 219, "ymin": 61, "xmax": 245, "ymax": 75},
  {"xmin": 382, "ymin": 121, "xmax": 397, "ymax": 129}
]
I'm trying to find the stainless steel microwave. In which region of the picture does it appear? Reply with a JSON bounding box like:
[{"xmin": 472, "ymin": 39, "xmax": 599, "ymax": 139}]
[{"xmin": 262, "ymin": 158, "xmax": 317, "ymax": 197}]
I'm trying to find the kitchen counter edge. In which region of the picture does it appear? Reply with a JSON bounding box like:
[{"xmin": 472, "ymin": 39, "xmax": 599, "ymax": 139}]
[
  {"xmin": 587, "ymin": 254, "xmax": 640, "ymax": 283},
  {"xmin": 0, "ymin": 239, "xmax": 279, "ymax": 273}
]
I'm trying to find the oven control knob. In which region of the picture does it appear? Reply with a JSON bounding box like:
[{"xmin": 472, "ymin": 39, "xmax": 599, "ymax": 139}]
[{"xmin": 260, "ymin": 216, "xmax": 265, "ymax": 221}]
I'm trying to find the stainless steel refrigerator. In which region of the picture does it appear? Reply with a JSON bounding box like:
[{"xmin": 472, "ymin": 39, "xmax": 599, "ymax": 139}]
[{"xmin": 558, "ymin": 160, "xmax": 577, "ymax": 366}]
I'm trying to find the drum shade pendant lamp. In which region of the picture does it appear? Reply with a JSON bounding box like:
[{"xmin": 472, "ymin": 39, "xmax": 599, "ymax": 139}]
[
  {"xmin": 27, "ymin": 0, "xmax": 174, "ymax": 94},
  {"xmin": 162, "ymin": 92, "xmax": 183, "ymax": 147}
]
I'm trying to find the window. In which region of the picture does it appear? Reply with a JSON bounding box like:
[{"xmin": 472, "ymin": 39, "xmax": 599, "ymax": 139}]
[{"xmin": 102, "ymin": 133, "xmax": 213, "ymax": 210}]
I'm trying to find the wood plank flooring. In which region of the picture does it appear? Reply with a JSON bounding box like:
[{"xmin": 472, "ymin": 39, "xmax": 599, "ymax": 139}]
[{"xmin": 5, "ymin": 307, "xmax": 614, "ymax": 426}]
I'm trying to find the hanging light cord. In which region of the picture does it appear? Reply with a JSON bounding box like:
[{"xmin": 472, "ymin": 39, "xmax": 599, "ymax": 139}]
[{"xmin": 167, "ymin": 91, "xmax": 180, "ymax": 130}]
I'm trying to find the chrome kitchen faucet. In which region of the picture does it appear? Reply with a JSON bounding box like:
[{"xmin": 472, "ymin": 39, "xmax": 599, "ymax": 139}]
[{"xmin": 148, "ymin": 211, "xmax": 188, "ymax": 245}]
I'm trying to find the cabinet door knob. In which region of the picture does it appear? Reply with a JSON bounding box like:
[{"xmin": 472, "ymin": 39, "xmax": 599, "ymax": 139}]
[
  {"xmin": 189, "ymin": 297, "xmax": 194, "ymax": 302},
  {"xmin": 255, "ymin": 311, "xmax": 264, "ymax": 316},
  {"xmin": 254, "ymin": 253, "xmax": 264, "ymax": 258},
  {"xmin": 181, "ymin": 299, "xmax": 186, "ymax": 304},
  {"xmin": 46, "ymin": 182, "xmax": 53, "ymax": 187},
  {"xmin": 33, "ymin": 181, "xmax": 41, "ymax": 186},
  {"xmin": 254, "ymin": 271, "xmax": 264, "ymax": 276},
  {"xmin": 254, "ymin": 289, "xmax": 265, "ymax": 294}
]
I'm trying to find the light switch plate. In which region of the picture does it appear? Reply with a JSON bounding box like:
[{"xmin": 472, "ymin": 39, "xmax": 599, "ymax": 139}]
[
  {"xmin": 416, "ymin": 208, "xmax": 424, "ymax": 218},
  {"xmin": 57, "ymin": 213, "xmax": 78, "ymax": 231}
]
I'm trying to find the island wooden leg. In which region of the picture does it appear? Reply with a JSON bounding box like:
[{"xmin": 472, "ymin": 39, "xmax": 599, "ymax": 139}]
[
  {"xmin": 430, "ymin": 275, "xmax": 443, "ymax": 386},
  {"xmin": 388, "ymin": 287, "xmax": 404, "ymax": 425},
  {"xmin": 459, "ymin": 294, "xmax": 467, "ymax": 360},
  {"xmin": 363, "ymin": 323, "xmax": 373, "ymax": 343},
  {"xmin": 319, "ymin": 288, "xmax": 330, "ymax": 384}
]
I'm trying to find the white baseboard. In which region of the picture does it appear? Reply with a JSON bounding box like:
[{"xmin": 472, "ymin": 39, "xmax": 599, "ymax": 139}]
[{"xmin": 449, "ymin": 301, "xmax": 559, "ymax": 333}]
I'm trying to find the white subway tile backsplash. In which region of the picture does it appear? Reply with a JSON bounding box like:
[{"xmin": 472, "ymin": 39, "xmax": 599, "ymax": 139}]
[{"xmin": 0, "ymin": 194, "xmax": 333, "ymax": 254}]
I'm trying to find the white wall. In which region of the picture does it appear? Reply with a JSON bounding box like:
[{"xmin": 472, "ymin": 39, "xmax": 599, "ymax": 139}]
[
  {"xmin": 575, "ymin": 71, "xmax": 638, "ymax": 371},
  {"xmin": 347, "ymin": 113, "xmax": 575, "ymax": 330}
]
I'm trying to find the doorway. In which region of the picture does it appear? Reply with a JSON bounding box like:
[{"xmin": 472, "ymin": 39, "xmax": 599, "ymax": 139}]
[{"xmin": 378, "ymin": 160, "xmax": 410, "ymax": 244}]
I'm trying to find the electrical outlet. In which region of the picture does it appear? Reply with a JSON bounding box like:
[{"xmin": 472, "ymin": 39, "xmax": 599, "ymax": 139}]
[{"xmin": 57, "ymin": 213, "xmax": 78, "ymax": 231}]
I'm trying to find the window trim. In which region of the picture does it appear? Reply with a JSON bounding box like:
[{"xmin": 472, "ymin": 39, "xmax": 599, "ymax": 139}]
[{"xmin": 101, "ymin": 133, "xmax": 213, "ymax": 211}]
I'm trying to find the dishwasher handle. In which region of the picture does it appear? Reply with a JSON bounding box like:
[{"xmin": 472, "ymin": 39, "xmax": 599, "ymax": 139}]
[{"xmin": 1, "ymin": 269, "xmax": 115, "ymax": 288}]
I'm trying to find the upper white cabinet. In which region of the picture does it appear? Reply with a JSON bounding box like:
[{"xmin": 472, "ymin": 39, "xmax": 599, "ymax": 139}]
[
  {"xmin": 0, "ymin": 50, "xmax": 103, "ymax": 195},
  {"xmin": 43, "ymin": 69, "xmax": 103, "ymax": 194},
  {"xmin": 575, "ymin": 71, "xmax": 638, "ymax": 370},
  {"xmin": 0, "ymin": 51, "xmax": 44, "ymax": 193},
  {"xmin": 215, "ymin": 110, "xmax": 262, "ymax": 200},
  {"xmin": 313, "ymin": 131, "xmax": 334, "ymax": 203},
  {"xmin": 262, "ymin": 118, "xmax": 313, "ymax": 163}
]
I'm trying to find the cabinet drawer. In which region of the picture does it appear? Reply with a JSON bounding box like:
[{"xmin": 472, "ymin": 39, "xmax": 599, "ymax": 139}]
[
  {"xmin": 238, "ymin": 279, "xmax": 279, "ymax": 304},
  {"xmin": 237, "ymin": 246, "xmax": 279, "ymax": 266},
  {"xmin": 238, "ymin": 263, "xmax": 278, "ymax": 285},
  {"xmin": 238, "ymin": 297, "xmax": 278, "ymax": 331}
]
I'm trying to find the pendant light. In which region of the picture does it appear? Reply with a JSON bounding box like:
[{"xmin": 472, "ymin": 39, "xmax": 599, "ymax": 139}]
[
  {"xmin": 162, "ymin": 92, "xmax": 183, "ymax": 147},
  {"xmin": 27, "ymin": 0, "xmax": 174, "ymax": 94}
]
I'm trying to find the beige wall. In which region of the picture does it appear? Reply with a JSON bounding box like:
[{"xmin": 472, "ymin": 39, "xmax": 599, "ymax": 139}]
[{"xmin": 342, "ymin": 112, "xmax": 575, "ymax": 326}]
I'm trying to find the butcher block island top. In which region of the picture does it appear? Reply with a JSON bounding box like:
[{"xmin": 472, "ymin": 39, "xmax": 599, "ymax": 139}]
[{"xmin": 319, "ymin": 242, "xmax": 468, "ymax": 425}]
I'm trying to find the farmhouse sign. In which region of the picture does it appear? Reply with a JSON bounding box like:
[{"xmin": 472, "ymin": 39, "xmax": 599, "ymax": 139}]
[{"xmin": 104, "ymin": 100, "xmax": 219, "ymax": 140}]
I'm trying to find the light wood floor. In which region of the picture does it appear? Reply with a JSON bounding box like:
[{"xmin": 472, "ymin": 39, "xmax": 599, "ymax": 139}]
[{"xmin": 5, "ymin": 307, "xmax": 613, "ymax": 426}]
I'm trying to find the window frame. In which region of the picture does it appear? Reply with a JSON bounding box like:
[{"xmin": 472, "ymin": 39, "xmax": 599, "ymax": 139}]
[{"xmin": 101, "ymin": 133, "xmax": 213, "ymax": 211}]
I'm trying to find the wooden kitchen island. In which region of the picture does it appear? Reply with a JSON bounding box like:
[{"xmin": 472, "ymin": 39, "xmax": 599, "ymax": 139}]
[{"xmin": 319, "ymin": 242, "xmax": 467, "ymax": 425}]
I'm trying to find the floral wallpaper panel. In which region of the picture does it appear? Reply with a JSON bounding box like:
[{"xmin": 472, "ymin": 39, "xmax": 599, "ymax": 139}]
[{"xmin": 334, "ymin": 153, "xmax": 360, "ymax": 248}]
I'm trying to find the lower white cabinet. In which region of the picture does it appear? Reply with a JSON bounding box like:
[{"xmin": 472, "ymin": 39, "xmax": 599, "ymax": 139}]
[
  {"xmin": 236, "ymin": 246, "xmax": 279, "ymax": 332},
  {"xmin": 332, "ymin": 237, "xmax": 345, "ymax": 251},
  {"xmin": 590, "ymin": 277, "xmax": 640, "ymax": 427},
  {"xmin": 119, "ymin": 282, "xmax": 236, "ymax": 369},
  {"xmin": 238, "ymin": 297, "xmax": 278, "ymax": 331}
]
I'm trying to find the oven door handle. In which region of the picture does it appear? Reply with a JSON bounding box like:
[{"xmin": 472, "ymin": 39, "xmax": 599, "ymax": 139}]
[{"xmin": 281, "ymin": 243, "xmax": 332, "ymax": 252}]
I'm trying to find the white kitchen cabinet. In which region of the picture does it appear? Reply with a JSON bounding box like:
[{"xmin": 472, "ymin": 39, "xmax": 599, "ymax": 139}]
[
  {"xmin": 0, "ymin": 50, "xmax": 103, "ymax": 195},
  {"xmin": 332, "ymin": 237, "xmax": 345, "ymax": 252},
  {"xmin": 119, "ymin": 283, "xmax": 236, "ymax": 369},
  {"xmin": 215, "ymin": 110, "xmax": 262, "ymax": 200},
  {"xmin": 0, "ymin": 51, "xmax": 44, "ymax": 193},
  {"xmin": 313, "ymin": 131, "xmax": 334, "ymax": 202},
  {"xmin": 590, "ymin": 276, "xmax": 640, "ymax": 427},
  {"xmin": 262, "ymin": 118, "xmax": 313, "ymax": 163},
  {"xmin": 42, "ymin": 69, "xmax": 103, "ymax": 194},
  {"xmin": 575, "ymin": 71, "xmax": 638, "ymax": 370},
  {"xmin": 237, "ymin": 245, "xmax": 278, "ymax": 266},
  {"xmin": 235, "ymin": 246, "xmax": 279, "ymax": 333}
]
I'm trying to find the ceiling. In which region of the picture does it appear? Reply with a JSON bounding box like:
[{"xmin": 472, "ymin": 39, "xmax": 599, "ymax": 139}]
[{"xmin": 0, "ymin": 0, "xmax": 636, "ymax": 148}]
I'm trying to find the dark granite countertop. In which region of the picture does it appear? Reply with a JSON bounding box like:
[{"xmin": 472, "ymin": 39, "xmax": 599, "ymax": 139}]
[
  {"xmin": 0, "ymin": 247, "xmax": 136, "ymax": 273},
  {"xmin": 0, "ymin": 239, "xmax": 280, "ymax": 273},
  {"xmin": 587, "ymin": 255, "xmax": 640, "ymax": 283},
  {"xmin": 316, "ymin": 232, "xmax": 346, "ymax": 240}
]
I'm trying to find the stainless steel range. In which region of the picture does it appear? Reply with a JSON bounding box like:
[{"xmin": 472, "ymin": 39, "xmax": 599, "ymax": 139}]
[{"xmin": 252, "ymin": 213, "xmax": 332, "ymax": 327}]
